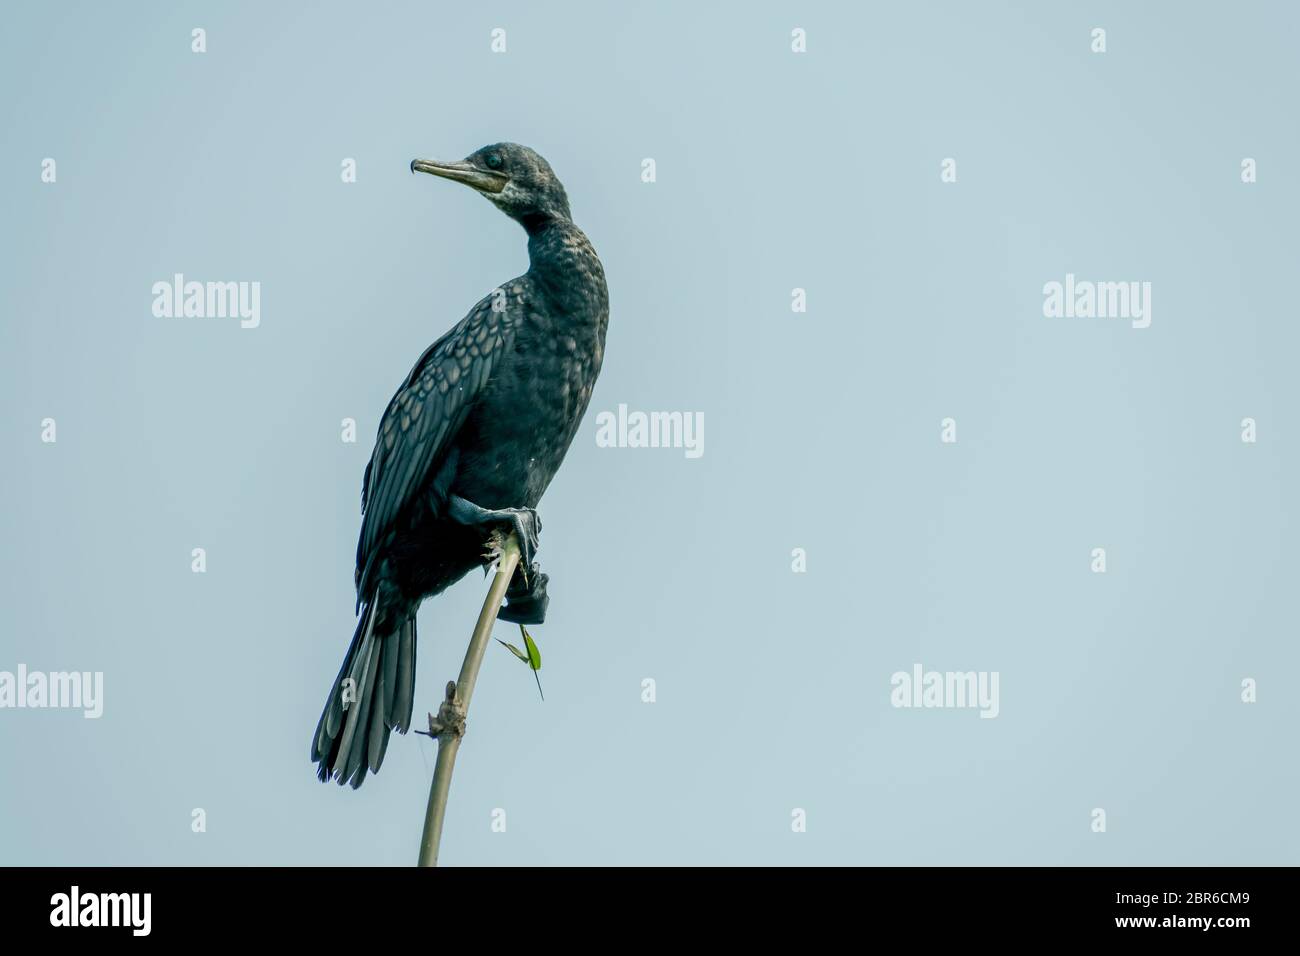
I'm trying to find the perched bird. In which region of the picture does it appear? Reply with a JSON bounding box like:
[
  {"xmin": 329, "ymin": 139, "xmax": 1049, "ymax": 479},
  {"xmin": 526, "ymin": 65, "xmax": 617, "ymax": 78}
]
[{"xmin": 312, "ymin": 143, "xmax": 608, "ymax": 787}]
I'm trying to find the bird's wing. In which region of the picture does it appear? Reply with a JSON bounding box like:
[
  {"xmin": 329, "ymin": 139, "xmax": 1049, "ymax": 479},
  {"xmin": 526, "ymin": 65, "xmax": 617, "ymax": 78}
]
[{"xmin": 355, "ymin": 291, "xmax": 520, "ymax": 596}]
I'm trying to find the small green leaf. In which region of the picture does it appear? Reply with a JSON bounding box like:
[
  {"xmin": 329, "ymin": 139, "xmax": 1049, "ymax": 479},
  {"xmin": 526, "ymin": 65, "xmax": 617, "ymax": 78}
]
[
  {"xmin": 496, "ymin": 639, "xmax": 529, "ymax": 663},
  {"xmin": 520, "ymin": 626, "xmax": 542, "ymax": 672},
  {"xmin": 520, "ymin": 626, "xmax": 544, "ymax": 701}
]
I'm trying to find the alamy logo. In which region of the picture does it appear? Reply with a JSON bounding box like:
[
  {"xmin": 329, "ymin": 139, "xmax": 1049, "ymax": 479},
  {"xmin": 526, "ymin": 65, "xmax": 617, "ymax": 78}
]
[
  {"xmin": 594, "ymin": 403, "xmax": 704, "ymax": 459},
  {"xmin": 50, "ymin": 886, "xmax": 151, "ymax": 936},
  {"xmin": 0, "ymin": 665, "xmax": 103, "ymax": 718},
  {"xmin": 1042, "ymin": 273, "xmax": 1151, "ymax": 329},
  {"xmin": 152, "ymin": 273, "xmax": 261, "ymax": 328},
  {"xmin": 890, "ymin": 663, "xmax": 1000, "ymax": 719}
]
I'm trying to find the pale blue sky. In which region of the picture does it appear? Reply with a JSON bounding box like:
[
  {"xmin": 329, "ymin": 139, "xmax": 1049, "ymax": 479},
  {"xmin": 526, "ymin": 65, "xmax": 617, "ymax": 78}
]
[{"xmin": 1, "ymin": 1, "xmax": 1296, "ymax": 865}]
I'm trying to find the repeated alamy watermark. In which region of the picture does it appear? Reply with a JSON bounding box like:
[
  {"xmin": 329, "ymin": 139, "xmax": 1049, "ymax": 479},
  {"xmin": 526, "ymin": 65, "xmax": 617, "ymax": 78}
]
[
  {"xmin": 890, "ymin": 663, "xmax": 999, "ymax": 719},
  {"xmin": 152, "ymin": 273, "xmax": 261, "ymax": 329},
  {"xmin": 0, "ymin": 665, "xmax": 103, "ymax": 718},
  {"xmin": 595, "ymin": 403, "xmax": 703, "ymax": 459},
  {"xmin": 1043, "ymin": 273, "xmax": 1151, "ymax": 329}
]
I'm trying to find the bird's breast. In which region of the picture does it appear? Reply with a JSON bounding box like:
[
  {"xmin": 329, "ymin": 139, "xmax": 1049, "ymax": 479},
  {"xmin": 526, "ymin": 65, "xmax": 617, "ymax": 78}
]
[{"xmin": 453, "ymin": 298, "xmax": 606, "ymax": 508}]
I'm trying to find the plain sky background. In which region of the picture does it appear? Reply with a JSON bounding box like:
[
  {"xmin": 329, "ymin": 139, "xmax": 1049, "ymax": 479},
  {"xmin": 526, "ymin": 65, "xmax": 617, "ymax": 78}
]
[{"xmin": 2, "ymin": 1, "xmax": 1297, "ymax": 865}]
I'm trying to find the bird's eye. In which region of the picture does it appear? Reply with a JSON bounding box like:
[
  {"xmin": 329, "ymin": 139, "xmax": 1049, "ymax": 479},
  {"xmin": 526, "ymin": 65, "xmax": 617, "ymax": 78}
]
[{"xmin": 485, "ymin": 153, "xmax": 503, "ymax": 170}]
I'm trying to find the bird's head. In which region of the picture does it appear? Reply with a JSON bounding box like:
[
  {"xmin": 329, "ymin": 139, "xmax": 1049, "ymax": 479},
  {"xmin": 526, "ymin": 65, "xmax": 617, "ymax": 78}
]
[{"xmin": 411, "ymin": 143, "xmax": 572, "ymax": 231}]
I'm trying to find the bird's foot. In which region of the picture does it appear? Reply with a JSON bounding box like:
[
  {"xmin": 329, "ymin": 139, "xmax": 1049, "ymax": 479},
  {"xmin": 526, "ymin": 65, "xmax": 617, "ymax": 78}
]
[
  {"xmin": 448, "ymin": 495, "xmax": 541, "ymax": 570},
  {"xmin": 498, "ymin": 562, "xmax": 549, "ymax": 624}
]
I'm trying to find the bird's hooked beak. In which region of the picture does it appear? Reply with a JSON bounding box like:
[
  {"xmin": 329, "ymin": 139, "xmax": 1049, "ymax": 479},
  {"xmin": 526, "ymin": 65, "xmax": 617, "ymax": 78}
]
[{"xmin": 410, "ymin": 158, "xmax": 509, "ymax": 194}]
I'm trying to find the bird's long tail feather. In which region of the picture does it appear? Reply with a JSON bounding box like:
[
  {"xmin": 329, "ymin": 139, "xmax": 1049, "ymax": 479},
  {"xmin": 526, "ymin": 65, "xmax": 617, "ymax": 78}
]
[{"xmin": 311, "ymin": 602, "xmax": 417, "ymax": 788}]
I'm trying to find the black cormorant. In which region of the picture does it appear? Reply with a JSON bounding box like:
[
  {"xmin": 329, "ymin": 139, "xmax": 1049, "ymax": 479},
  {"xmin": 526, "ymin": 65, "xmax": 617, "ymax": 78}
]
[{"xmin": 312, "ymin": 143, "xmax": 609, "ymax": 787}]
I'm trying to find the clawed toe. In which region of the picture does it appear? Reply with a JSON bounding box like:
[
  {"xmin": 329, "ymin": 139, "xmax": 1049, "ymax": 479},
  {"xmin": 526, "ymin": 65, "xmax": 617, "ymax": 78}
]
[
  {"xmin": 448, "ymin": 495, "xmax": 542, "ymax": 569},
  {"xmin": 498, "ymin": 564, "xmax": 549, "ymax": 624},
  {"xmin": 506, "ymin": 508, "xmax": 541, "ymax": 569}
]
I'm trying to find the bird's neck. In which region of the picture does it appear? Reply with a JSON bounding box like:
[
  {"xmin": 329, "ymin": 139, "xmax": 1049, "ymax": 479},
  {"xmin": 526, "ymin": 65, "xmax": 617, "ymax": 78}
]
[
  {"xmin": 525, "ymin": 219, "xmax": 606, "ymax": 310},
  {"xmin": 521, "ymin": 211, "xmax": 564, "ymax": 238}
]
